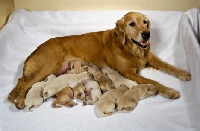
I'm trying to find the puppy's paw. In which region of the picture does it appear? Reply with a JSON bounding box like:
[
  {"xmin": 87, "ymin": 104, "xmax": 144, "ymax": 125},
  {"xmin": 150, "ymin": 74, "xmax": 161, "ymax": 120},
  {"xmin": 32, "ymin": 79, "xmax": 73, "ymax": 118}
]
[
  {"xmin": 162, "ymin": 88, "xmax": 180, "ymax": 99},
  {"xmin": 146, "ymin": 84, "xmax": 159, "ymax": 96},
  {"xmin": 177, "ymin": 70, "xmax": 191, "ymax": 81}
]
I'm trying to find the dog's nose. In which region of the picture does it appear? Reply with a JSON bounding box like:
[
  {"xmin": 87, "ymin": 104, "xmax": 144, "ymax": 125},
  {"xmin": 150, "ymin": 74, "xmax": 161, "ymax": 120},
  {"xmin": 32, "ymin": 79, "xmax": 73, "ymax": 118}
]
[{"xmin": 142, "ymin": 31, "xmax": 150, "ymax": 40}]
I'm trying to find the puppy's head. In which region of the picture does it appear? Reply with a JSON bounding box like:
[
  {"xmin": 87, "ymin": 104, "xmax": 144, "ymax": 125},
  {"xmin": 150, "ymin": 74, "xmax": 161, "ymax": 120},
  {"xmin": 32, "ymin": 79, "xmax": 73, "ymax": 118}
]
[{"xmin": 115, "ymin": 12, "xmax": 150, "ymax": 49}]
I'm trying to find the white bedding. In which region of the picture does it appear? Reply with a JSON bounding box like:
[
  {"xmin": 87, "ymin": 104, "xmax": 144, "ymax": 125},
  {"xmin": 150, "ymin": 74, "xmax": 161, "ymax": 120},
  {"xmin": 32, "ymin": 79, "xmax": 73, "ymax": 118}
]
[{"xmin": 0, "ymin": 8, "xmax": 200, "ymax": 131}]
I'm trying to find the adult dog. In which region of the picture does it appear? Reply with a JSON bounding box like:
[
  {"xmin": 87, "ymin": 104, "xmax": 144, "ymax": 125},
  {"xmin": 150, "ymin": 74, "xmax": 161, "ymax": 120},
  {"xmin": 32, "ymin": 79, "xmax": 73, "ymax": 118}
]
[{"xmin": 8, "ymin": 11, "xmax": 191, "ymax": 109}]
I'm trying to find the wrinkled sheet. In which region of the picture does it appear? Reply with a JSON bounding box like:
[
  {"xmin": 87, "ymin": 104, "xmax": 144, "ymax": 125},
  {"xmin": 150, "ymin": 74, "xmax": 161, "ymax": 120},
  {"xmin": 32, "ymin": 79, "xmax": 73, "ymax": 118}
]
[{"xmin": 0, "ymin": 8, "xmax": 199, "ymax": 131}]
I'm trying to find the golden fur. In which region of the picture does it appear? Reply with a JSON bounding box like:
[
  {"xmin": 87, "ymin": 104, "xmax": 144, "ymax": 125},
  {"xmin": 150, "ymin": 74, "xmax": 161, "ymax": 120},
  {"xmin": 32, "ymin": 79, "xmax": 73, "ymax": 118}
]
[
  {"xmin": 83, "ymin": 80, "xmax": 102, "ymax": 105},
  {"xmin": 96, "ymin": 85, "xmax": 129, "ymax": 117},
  {"xmin": 24, "ymin": 74, "xmax": 56, "ymax": 111},
  {"xmin": 86, "ymin": 63, "xmax": 115, "ymax": 92},
  {"xmin": 52, "ymin": 87, "xmax": 77, "ymax": 108},
  {"xmin": 116, "ymin": 84, "xmax": 158, "ymax": 111},
  {"xmin": 42, "ymin": 72, "xmax": 89, "ymax": 100},
  {"xmin": 8, "ymin": 11, "xmax": 191, "ymax": 109},
  {"xmin": 102, "ymin": 66, "xmax": 138, "ymax": 88},
  {"xmin": 72, "ymin": 84, "xmax": 86, "ymax": 101}
]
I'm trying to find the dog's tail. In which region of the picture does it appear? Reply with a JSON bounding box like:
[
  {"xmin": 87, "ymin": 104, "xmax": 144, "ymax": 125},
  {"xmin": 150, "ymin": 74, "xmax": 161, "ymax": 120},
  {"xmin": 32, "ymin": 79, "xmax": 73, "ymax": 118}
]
[{"xmin": 52, "ymin": 100, "xmax": 62, "ymax": 108}]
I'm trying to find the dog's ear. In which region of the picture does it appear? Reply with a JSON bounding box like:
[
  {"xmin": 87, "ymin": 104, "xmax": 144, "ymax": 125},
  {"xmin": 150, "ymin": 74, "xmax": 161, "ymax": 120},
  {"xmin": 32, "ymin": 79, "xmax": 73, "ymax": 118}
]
[
  {"xmin": 143, "ymin": 15, "xmax": 151, "ymax": 29},
  {"xmin": 114, "ymin": 18, "xmax": 125, "ymax": 45}
]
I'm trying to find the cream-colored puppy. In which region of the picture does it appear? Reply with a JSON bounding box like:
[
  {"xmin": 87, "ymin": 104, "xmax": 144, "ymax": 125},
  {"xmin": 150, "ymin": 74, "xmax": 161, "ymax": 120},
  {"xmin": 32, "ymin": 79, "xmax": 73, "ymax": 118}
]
[
  {"xmin": 72, "ymin": 83, "xmax": 86, "ymax": 101},
  {"xmin": 52, "ymin": 87, "xmax": 77, "ymax": 108},
  {"xmin": 117, "ymin": 84, "xmax": 159, "ymax": 111},
  {"xmin": 86, "ymin": 63, "xmax": 115, "ymax": 92},
  {"xmin": 83, "ymin": 80, "xmax": 102, "ymax": 105},
  {"xmin": 102, "ymin": 66, "xmax": 138, "ymax": 88},
  {"xmin": 24, "ymin": 74, "xmax": 57, "ymax": 111},
  {"xmin": 95, "ymin": 85, "xmax": 129, "ymax": 117},
  {"xmin": 68, "ymin": 59, "xmax": 87, "ymax": 74},
  {"xmin": 43, "ymin": 72, "xmax": 90, "ymax": 100}
]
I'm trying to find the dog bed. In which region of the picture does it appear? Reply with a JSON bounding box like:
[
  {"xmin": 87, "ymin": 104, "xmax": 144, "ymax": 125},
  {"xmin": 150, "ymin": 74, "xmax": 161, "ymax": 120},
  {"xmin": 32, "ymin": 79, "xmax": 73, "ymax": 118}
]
[{"xmin": 0, "ymin": 8, "xmax": 199, "ymax": 131}]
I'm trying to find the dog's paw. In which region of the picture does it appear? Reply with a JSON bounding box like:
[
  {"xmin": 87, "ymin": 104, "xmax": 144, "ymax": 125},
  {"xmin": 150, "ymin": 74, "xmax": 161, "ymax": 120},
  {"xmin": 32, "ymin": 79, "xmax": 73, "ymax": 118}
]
[
  {"xmin": 177, "ymin": 70, "xmax": 191, "ymax": 81},
  {"xmin": 7, "ymin": 89, "xmax": 18, "ymax": 103},
  {"xmin": 15, "ymin": 97, "xmax": 25, "ymax": 109},
  {"xmin": 162, "ymin": 88, "xmax": 180, "ymax": 99}
]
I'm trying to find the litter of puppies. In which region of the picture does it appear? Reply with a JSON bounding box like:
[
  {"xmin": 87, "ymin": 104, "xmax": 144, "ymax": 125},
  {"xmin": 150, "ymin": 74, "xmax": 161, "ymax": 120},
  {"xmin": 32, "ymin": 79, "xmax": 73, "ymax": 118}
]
[{"xmin": 24, "ymin": 59, "xmax": 158, "ymax": 117}]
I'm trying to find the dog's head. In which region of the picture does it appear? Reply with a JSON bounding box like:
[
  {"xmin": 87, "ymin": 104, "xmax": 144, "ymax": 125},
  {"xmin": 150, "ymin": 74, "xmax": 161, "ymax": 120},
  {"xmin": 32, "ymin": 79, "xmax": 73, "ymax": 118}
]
[{"xmin": 115, "ymin": 12, "xmax": 150, "ymax": 49}]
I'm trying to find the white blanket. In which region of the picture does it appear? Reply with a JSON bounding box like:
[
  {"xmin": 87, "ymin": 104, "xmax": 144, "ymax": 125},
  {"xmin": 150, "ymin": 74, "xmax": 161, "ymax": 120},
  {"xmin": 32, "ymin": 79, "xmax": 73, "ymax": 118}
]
[{"xmin": 0, "ymin": 8, "xmax": 200, "ymax": 131}]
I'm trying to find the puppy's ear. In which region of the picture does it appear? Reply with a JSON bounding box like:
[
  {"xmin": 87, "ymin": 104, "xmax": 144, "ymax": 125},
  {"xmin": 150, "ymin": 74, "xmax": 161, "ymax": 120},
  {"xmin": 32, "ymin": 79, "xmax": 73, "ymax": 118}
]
[
  {"xmin": 114, "ymin": 18, "xmax": 125, "ymax": 45},
  {"xmin": 68, "ymin": 93, "xmax": 73, "ymax": 99}
]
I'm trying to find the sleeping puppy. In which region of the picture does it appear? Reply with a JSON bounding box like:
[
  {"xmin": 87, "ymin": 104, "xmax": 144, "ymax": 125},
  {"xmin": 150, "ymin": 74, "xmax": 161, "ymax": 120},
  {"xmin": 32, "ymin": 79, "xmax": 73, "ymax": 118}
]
[
  {"xmin": 52, "ymin": 87, "xmax": 77, "ymax": 108},
  {"xmin": 95, "ymin": 84, "xmax": 129, "ymax": 117},
  {"xmin": 55, "ymin": 59, "xmax": 87, "ymax": 76},
  {"xmin": 43, "ymin": 72, "xmax": 90, "ymax": 100},
  {"xmin": 117, "ymin": 84, "xmax": 159, "ymax": 111},
  {"xmin": 102, "ymin": 66, "xmax": 138, "ymax": 88},
  {"xmin": 9, "ymin": 11, "xmax": 191, "ymax": 109},
  {"xmin": 24, "ymin": 74, "xmax": 57, "ymax": 111},
  {"xmin": 86, "ymin": 63, "xmax": 115, "ymax": 92},
  {"xmin": 72, "ymin": 83, "xmax": 86, "ymax": 101},
  {"xmin": 83, "ymin": 80, "xmax": 102, "ymax": 105},
  {"xmin": 68, "ymin": 59, "xmax": 87, "ymax": 74}
]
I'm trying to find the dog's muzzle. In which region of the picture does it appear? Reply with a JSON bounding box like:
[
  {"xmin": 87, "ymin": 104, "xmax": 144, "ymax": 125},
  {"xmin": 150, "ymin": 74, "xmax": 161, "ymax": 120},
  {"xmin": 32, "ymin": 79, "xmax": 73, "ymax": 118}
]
[{"xmin": 131, "ymin": 31, "xmax": 150, "ymax": 49}]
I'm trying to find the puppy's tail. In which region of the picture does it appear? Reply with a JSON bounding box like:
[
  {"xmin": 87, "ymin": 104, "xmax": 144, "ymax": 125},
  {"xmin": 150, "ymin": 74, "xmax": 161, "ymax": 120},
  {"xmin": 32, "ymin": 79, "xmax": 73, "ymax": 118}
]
[{"xmin": 52, "ymin": 100, "xmax": 62, "ymax": 108}]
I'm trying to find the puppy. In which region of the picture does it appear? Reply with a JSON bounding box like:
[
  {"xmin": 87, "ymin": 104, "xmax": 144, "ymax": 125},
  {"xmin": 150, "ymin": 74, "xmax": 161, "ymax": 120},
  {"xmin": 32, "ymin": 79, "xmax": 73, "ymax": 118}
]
[
  {"xmin": 72, "ymin": 83, "xmax": 86, "ymax": 101},
  {"xmin": 83, "ymin": 80, "xmax": 102, "ymax": 105},
  {"xmin": 68, "ymin": 59, "xmax": 87, "ymax": 74},
  {"xmin": 102, "ymin": 66, "xmax": 138, "ymax": 88},
  {"xmin": 24, "ymin": 74, "xmax": 57, "ymax": 111},
  {"xmin": 86, "ymin": 63, "xmax": 115, "ymax": 92},
  {"xmin": 43, "ymin": 72, "xmax": 89, "ymax": 100},
  {"xmin": 95, "ymin": 85, "xmax": 129, "ymax": 117},
  {"xmin": 117, "ymin": 84, "xmax": 159, "ymax": 111},
  {"xmin": 52, "ymin": 87, "xmax": 77, "ymax": 108}
]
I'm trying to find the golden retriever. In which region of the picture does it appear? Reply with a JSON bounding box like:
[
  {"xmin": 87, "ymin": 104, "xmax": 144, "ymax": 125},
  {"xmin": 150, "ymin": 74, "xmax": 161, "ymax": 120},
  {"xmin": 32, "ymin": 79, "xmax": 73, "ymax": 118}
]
[
  {"xmin": 102, "ymin": 66, "xmax": 138, "ymax": 88},
  {"xmin": 95, "ymin": 84, "xmax": 129, "ymax": 117},
  {"xmin": 86, "ymin": 63, "xmax": 115, "ymax": 92},
  {"xmin": 52, "ymin": 87, "xmax": 77, "ymax": 108},
  {"xmin": 8, "ymin": 11, "xmax": 191, "ymax": 109},
  {"xmin": 43, "ymin": 72, "xmax": 89, "ymax": 100},
  {"xmin": 24, "ymin": 74, "xmax": 56, "ymax": 111},
  {"xmin": 116, "ymin": 84, "xmax": 159, "ymax": 111},
  {"xmin": 72, "ymin": 83, "xmax": 86, "ymax": 101},
  {"xmin": 83, "ymin": 80, "xmax": 102, "ymax": 105}
]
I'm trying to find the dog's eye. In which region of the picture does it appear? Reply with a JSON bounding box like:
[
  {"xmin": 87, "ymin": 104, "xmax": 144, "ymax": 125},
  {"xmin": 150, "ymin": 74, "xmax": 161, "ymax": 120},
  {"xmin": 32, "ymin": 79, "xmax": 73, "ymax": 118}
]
[
  {"xmin": 129, "ymin": 22, "xmax": 135, "ymax": 26},
  {"xmin": 143, "ymin": 20, "xmax": 147, "ymax": 24}
]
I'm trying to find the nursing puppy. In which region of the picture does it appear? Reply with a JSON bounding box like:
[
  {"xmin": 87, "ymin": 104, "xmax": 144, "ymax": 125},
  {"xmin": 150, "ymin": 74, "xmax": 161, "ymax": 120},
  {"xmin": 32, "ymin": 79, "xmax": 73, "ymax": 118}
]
[
  {"xmin": 68, "ymin": 59, "xmax": 87, "ymax": 74},
  {"xmin": 43, "ymin": 72, "xmax": 89, "ymax": 100},
  {"xmin": 9, "ymin": 12, "xmax": 191, "ymax": 109},
  {"xmin": 102, "ymin": 66, "xmax": 138, "ymax": 88},
  {"xmin": 72, "ymin": 84, "xmax": 86, "ymax": 101},
  {"xmin": 52, "ymin": 87, "xmax": 77, "ymax": 108},
  {"xmin": 86, "ymin": 63, "xmax": 115, "ymax": 92},
  {"xmin": 96, "ymin": 85, "xmax": 129, "ymax": 117},
  {"xmin": 56, "ymin": 59, "xmax": 87, "ymax": 76},
  {"xmin": 24, "ymin": 74, "xmax": 57, "ymax": 111},
  {"xmin": 117, "ymin": 84, "xmax": 159, "ymax": 111},
  {"xmin": 83, "ymin": 80, "xmax": 102, "ymax": 105}
]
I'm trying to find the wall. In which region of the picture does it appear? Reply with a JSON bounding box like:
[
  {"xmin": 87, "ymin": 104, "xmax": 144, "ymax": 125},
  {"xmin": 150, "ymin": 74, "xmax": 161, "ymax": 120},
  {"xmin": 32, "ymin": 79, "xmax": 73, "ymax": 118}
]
[
  {"xmin": 14, "ymin": 0, "xmax": 199, "ymax": 11},
  {"xmin": 0, "ymin": 0, "xmax": 15, "ymax": 29},
  {"xmin": 0, "ymin": 0, "xmax": 199, "ymax": 29}
]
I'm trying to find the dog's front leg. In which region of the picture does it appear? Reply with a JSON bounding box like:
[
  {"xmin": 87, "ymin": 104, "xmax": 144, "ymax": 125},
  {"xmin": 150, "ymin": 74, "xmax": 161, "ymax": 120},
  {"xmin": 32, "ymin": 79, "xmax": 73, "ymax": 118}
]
[
  {"xmin": 123, "ymin": 71, "xmax": 180, "ymax": 99},
  {"xmin": 147, "ymin": 53, "xmax": 191, "ymax": 81}
]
